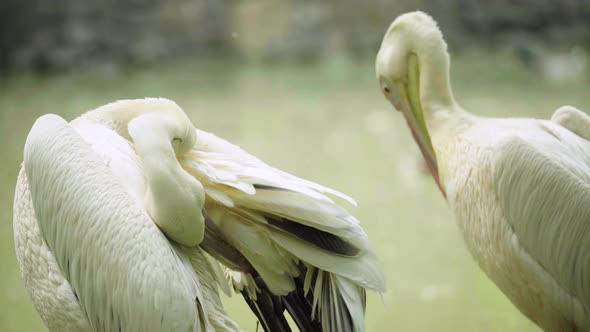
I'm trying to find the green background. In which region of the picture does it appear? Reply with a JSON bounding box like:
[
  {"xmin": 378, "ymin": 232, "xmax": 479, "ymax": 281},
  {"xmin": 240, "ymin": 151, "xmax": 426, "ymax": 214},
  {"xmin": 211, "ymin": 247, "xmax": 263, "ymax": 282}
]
[{"xmin": 2, "ymin": 54, "xmax": 587, "ymax": 331}]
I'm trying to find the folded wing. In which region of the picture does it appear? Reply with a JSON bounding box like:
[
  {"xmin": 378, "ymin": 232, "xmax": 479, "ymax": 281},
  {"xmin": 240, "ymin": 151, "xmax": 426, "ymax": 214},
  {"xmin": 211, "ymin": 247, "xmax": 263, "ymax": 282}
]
[
  {"xmin": 183, "ymin": 129, "xmax": 385, "ymax": 332},
  {"xmin": 23, "ymin": 114, "xmax": 207, "ymax": 332},
  {"xmin": 493, "ymin": 121, "xmax": 590, "ymax": 313}
]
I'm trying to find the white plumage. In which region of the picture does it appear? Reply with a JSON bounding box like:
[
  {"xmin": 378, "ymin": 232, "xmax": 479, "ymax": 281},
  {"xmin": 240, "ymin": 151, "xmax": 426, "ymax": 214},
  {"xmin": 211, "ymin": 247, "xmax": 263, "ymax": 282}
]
[
  {"xmin": 376, "ymin": 11, "xmax": 590, "ymax": 331},
  {"xmin": 14, "ymin": 98, "xmax": 385, "ymax": 332}
]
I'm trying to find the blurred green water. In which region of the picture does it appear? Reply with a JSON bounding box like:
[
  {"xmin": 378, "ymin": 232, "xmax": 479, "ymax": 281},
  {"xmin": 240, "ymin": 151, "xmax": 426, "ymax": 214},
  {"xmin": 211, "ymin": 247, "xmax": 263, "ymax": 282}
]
[{"xmin": 2, "ymin": 54, "xmax": 587, "ymax": 331}]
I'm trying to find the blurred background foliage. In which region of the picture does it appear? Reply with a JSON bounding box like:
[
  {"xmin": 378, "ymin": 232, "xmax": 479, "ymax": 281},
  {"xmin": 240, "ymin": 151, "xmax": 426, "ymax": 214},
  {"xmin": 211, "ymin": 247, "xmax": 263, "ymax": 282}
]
[
  {"xmin": 1, "ymin": 0, "xmax": 589, "ymax": 331},
  {"xmin": 1, "ymin": 0, "xmax": 589, "ymax": 73}
]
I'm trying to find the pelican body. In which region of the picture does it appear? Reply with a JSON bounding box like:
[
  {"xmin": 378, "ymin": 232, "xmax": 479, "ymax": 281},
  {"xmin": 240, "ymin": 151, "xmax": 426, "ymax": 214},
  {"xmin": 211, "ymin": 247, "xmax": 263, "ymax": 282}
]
[
  {"xmin": 14, "ymin": 98, "xmax": 385, "ymax": 332},
  {"xmin": 377, "ymin": 12, "xmax": 590, "ymax": 331}
]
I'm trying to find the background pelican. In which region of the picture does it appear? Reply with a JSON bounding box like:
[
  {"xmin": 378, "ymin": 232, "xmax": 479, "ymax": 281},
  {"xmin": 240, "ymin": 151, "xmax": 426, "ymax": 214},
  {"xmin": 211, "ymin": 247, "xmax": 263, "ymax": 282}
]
[
  {"xmin": 14, "ymin": 98, "xmax": 385, "ymax": 332},
  {"xmin": 376, "ymin": 11, "xmax": 590, "ymax": 331}
]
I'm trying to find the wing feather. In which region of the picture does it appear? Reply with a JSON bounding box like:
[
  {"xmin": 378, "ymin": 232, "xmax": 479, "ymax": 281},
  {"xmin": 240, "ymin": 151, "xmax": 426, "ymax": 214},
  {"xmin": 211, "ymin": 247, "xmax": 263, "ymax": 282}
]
[
  {"xmin": 493, "ymin": 121, "xmax": 590, "ymax": 310},
  {"xmin": 186, "ymin": 129, "xmax": 357, "ymax": 205},
  {"xmin": 184, "ymin": 129, "xmax": 384, "ymax": 291},
  {"xmin": 181, "ymin": 128, "xmax": 385, "ymax": 331},
  {"xmin": 269, "ymin": 227, "xmax": 384, "ymax": 291}
]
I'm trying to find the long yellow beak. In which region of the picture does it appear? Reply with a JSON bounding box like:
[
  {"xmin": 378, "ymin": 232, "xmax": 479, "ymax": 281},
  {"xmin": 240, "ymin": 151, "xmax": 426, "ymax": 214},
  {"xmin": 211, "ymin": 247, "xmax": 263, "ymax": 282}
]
[{"xmin": 383, "ymin": 55, "xmax": 444, "ymax": 197}]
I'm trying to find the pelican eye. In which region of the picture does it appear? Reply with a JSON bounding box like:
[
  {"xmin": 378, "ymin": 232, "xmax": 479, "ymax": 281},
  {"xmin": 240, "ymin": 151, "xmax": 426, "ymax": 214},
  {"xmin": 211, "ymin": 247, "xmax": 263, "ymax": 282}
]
[
  {"xmin": 172, "ymin": 137, "xmax": 183, "ymax": 152},
  {"xmin": 383, "ymin": 87, "xmax": 390, "ymax": 93}
]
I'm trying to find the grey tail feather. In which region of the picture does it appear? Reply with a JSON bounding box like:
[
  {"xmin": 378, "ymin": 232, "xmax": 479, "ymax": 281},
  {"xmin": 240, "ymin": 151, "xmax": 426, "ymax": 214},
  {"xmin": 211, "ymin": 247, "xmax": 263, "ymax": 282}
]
[
  {"xmin": 308, "ymin": 268, "xmax": 362, "ymax": 332},
  {"xmin": 283, "ymin": 270, "xmax": 321, "ymax": 331},
  {"xmin": 241, "ymin": 278, "xmax": 292, "ymax": 332},
  {"xmin": 243, "ymin": 270, "xmax": 322, "ymax": 332},
  {"xmin": 322, "ymin": 279, "xmax": 355, "ymax": 332}
]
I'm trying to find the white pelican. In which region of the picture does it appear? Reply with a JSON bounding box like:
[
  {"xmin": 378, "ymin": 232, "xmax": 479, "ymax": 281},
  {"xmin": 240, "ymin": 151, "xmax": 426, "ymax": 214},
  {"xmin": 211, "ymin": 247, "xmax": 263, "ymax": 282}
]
[
  {"xmin": 376, "ymin": 11, "xmax": 590, "ymax": 331},
  {"xmin": 13, "ymin": 98, "xmax": 385, "ymax": 332}
]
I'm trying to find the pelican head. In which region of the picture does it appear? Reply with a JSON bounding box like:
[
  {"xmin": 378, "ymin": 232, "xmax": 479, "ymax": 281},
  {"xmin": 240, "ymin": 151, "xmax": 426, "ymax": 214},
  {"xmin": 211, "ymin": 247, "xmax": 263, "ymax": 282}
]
[
  {"xmin": 376, "ymin": 11, "xmax": 457, "ymax": 197},
  {"xmin": 84, "ymin": 98, "xmax": 205, "ymax": 247},
  {"xmin": 84, "ymin": 98, "xmax": 197, "ymax": 153}
]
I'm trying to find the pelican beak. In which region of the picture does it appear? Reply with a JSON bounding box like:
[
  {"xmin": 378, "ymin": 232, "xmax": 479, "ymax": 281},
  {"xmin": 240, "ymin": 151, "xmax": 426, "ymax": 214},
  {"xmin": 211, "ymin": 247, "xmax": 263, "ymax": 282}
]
[{"xmin": 380, "ymin": 54, "xmax": 445, "ymax": 197}]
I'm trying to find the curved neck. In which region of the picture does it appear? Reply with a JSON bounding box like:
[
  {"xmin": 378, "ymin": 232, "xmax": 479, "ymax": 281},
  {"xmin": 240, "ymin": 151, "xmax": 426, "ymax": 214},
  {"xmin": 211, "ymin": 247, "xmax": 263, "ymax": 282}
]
[
  {"xmin": 128, "ymin": 113, "xmax": 204, "ymax": 247},
  {"xmin": 413, "ymin": 37, "xmax": 457, "ymax": 115},
  {"xmin": 82, "ymin": 99, "xmax": 204, "ymax": 247}
]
